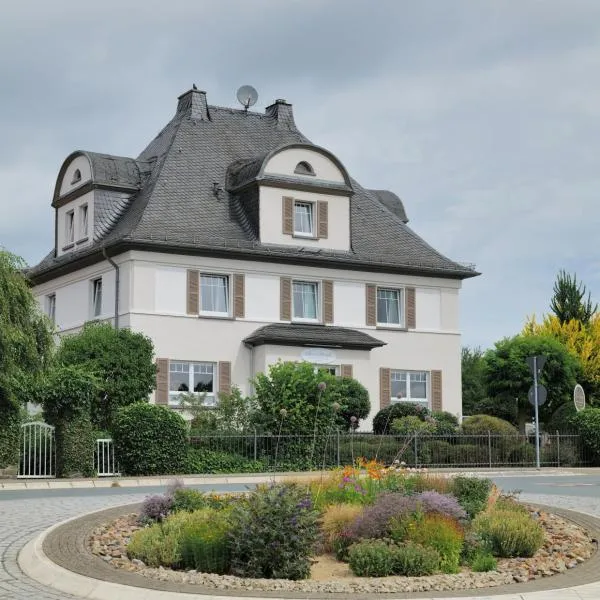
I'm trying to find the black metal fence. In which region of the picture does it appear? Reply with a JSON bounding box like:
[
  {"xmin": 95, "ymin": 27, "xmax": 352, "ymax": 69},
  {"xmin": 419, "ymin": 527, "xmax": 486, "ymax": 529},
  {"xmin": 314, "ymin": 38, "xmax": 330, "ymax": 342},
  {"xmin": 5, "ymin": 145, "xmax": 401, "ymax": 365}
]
[{"xmin": 189, "ymin": 432, "xmax": 592, "ymax": 470}]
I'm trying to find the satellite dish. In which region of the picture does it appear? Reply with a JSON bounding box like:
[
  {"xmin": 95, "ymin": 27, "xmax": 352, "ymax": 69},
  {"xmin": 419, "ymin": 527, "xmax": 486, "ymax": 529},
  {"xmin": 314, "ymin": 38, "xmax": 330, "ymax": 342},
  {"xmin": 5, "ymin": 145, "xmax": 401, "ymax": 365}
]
[
  {"xmin": 574, "ymin": 384, "xmax": 586, "ymax": 412},
  {"xmin": 236, "ymin": 85, "xmax": 258, "ymax": 111}
]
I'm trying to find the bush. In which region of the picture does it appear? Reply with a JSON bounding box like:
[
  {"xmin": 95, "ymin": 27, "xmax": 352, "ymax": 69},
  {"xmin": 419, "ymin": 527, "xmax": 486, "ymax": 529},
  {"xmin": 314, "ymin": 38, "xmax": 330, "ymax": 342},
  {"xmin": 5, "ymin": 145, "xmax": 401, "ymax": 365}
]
[
  {"xmin": 569, "ymin": 408, "xmax": 600, "ymax": 465},
  {"xmin": 373, "ymin": 403, "xmax": 429, "ymax": 435},
  {"xmin": 328, "ymin": 377, "xmax": 371, "ymax": 430},
  {"xmin": 391, "ymin": 416, "xmax": 436, "ymax": 436},
  {"xmin": 471, "ymin": 552, "xmax": 497, "ymax": 572},
  {"xmin": 408, "ymin": 513, "xmax": 464, "ymax": 573},
  {"xmin": 228, "ymin": 483, "xmax": 320, "ymax": 580},
  {"xmin": 461, "ymin": 415, "xmax": 518, "ymax": 436},
  {"xmin": 547, "ymin": 402, "xmax": 577, "ymax": 434},
  {"xmin": 541, "ymin": 439, "xmax": 581, "ymax": 467},
  {"xmin": 348, "ymin": 539, "xmax": 440, "ymax": 577},
  {"xmin": 321, "ymin": 503, "xmax": 364, "ymax": 552},
  {"xmin": 186, "ymin": 448, "xmax": 266, "ymax": 474},
  {"xmin": 409, "ymin": 473, "xmax": 451, "ymax": 495},
  {"xmin": 449, "ymin": 476, "xmax": 492, "ymax": 519},
  {"xmin": 473, "ymin": 509, "xmax": 544, "ymax": 557},
  {"xmin": 338, "ymin": 437, "xmax": 414, "ymax": 466},
  {"xmin": 449, "ymin": 443, "xmax": 490, "ymax": 466},
  {"xmin": 507, "ymin": 442, "xmax": 535, "ymax": 464},
  {"xmin": 140, "ymin": 493, "xmax": 174, "ymax": 523},
  {"xmin": 179, "ymin": 508, "xmax": 232, "ymax": 574},
  {"xmin": 111, "ymin": 403, "xmax": 188, "ymax": 475},
  {"xmin": 431, "ymin": 411, "xmax": 459, "ymax": 435},
  {"xmin": 171, "ymin": 488, "xmax": 206, "ymax": 513},
  {"xmin": 420, "ymin": 440, "xmax": 454, "ymax": 465},
  {"xmin": 414, "ymin": 491, "xmax": 467, "ymax": 521}
]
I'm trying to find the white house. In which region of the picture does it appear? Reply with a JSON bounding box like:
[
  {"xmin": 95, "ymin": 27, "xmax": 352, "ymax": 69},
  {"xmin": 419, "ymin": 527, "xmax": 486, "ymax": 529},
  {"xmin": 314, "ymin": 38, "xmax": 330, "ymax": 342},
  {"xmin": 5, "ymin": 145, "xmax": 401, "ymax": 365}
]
[{"xmin": 28, "ymin": 87, "xmax": 478, "ymax": 430}]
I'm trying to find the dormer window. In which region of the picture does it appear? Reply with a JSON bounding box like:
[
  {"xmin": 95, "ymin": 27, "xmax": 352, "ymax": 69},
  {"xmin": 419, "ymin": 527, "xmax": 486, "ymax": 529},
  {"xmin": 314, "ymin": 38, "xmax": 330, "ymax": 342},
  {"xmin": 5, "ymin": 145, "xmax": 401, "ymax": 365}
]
[
  {"xmin": 294, "ymin": 201, "xmax": 314, "ymax": 237},
  {"xmin": 294, "ymin": 161, "xmax": 315, "ymax": 176},
  {"xmin": 65, "ymin": 210, "xmax": 75, "ymax": 245},
  {"xmin": 79, "ymin": 204, "xmax": 88, "ymax": 239},
  {"xmin": 71, "ymin": 169, "xmax": 82, "ymax": 185}
]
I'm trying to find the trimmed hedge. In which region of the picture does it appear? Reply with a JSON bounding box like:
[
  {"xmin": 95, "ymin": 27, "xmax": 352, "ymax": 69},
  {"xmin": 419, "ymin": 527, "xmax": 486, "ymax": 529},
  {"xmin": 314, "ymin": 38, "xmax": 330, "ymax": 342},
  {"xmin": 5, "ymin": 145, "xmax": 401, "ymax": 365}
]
[
  {"xmin": 569, "ymin": 408, "xmax": 600, "ymax": 465},
  {"xmin": 373, "ymin": 404, "xmax": 429, "ymax": 435},
  {"xmin": 112, "ymin": 403, "xmax": 188, "ymax": 475},
  {"xmin": 186, "ymin": 449, "xmax": 266, "ymax": 474},
  {"xmin": 55, "ymin": 415, "xmax": 95, "ymax": 477},
  {"xmin": 0, "ymin": 404, "xmax": 20, "ymax": 469}
]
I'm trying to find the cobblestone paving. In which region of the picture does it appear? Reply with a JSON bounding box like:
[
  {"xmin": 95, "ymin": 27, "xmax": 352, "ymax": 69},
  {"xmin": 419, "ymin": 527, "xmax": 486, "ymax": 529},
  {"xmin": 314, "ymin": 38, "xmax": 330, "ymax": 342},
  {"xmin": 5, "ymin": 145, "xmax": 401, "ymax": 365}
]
[
  {"xmin": 0, "ymin": 492, "xmax": 146, "ymax": 599},
  {"xmin": 0, "ymin": 490, "xmax": 598, "ymax": 599}
]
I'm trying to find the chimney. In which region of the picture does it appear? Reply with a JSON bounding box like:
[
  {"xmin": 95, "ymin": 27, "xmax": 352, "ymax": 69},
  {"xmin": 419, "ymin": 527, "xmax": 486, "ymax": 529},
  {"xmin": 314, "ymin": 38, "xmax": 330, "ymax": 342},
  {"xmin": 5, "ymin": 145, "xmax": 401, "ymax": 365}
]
[
  {"xmin": 265, "ymin": 99, "xmax": 296, "ymax": 130},
  {"xmin": 177, "ymin": 86, "xmax": 210, "ymax": 121}
]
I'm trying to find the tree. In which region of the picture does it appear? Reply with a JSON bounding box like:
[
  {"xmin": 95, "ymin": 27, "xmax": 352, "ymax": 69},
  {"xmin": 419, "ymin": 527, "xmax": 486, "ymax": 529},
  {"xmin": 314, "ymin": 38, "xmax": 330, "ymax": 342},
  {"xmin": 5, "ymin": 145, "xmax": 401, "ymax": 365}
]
[
  {"xmin": 0, "ymin": 250, "xmax": 53, "ymax": 467},
  {"xmin": 461, "ymin": 347, "xmax": 487, "ymax": 416},
  {"xmin": 483, "ymin": 335, "xmax": 580, "ymax": 433},
  {"xmin": 550, "ymin": 270, "xmax": 597, "ymax": 325},
  {"xmin": 56, "ymin": 322, "xmax": 156, "ymax": 430},
  {"xmin": 327, "ymin": 377, "xmax": 370, "ymax": 431}
]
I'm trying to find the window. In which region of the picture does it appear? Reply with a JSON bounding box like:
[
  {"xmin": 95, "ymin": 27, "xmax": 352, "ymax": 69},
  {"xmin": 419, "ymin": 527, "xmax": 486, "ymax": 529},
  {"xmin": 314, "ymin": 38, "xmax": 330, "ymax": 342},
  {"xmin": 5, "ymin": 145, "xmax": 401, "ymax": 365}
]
[
  {"xmin": 65, "ymin": 211, "xmax": 75, "ymax": 245},
  {"xmin": 169, "ymin": 361, "xmax": 216, "ymax": 406},
  {"xmin": 391, "ymin": 370, "xmax": 429, "ymax": 404},
  {"xmin": 200, "ymin": 274, "xmax": 229, "ymax": 315},
  {"xmin": 92, "ymin": 278, "xmax": 102, "ymax": 317},
  {"xmin": 71, "ymin": 169, "xmax": 82, "ymax": 184},
  {"xmin": 294, "ymin": 201, "xmax": 314, "ymax": 236},
  {"xmin": 294, "ymin": 161, "xmax": 315, "ymax": 176},
  {"xmin": 293, "ymin": 281, "xmax": 319, "ymax": 321},
  {"xmin": 79, "ymin": 204, "xmax": 88, "ymax": 239},
  {"xmin": 315, "ymin": 365, "xmax": 339, "ymax": 376},
  {"xmin": 46, "ymin": 294, "xmax": 56, "ymax": 323},
  {"xmin": 377, "ymin": 287, "xmax": 404, "ymax": 326}
]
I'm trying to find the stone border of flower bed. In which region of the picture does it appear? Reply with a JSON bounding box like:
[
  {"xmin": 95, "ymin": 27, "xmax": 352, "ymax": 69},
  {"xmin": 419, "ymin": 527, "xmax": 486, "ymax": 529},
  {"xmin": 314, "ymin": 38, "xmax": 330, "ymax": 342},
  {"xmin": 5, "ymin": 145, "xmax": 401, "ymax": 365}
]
[{"xmin": 37, "ymin": 501, "xmax": 600, "ymax": 599}]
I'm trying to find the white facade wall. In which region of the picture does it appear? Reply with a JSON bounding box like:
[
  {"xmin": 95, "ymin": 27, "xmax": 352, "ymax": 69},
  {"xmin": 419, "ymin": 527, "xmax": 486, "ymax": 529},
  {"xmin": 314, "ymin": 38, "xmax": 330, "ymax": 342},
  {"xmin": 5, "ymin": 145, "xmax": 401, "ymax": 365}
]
[
  {"xmin": 263, "ymin": 148, "xmax": 345, "ymax": 183},
  {"xmin": 58, "ymin": 155, "xmax": 92, "ymax": 196},
  {"xmin": 56, "ymin": 190, "xmax": 94, "ymax": 257}
]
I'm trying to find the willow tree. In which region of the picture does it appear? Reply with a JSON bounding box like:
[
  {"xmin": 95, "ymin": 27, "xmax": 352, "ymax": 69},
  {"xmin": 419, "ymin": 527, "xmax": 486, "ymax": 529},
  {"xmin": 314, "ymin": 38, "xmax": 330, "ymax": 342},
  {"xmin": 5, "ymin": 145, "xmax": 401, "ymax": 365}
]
[{"xmin": 0, "ymin": 250, "xmax": 53, "ymax": 467}]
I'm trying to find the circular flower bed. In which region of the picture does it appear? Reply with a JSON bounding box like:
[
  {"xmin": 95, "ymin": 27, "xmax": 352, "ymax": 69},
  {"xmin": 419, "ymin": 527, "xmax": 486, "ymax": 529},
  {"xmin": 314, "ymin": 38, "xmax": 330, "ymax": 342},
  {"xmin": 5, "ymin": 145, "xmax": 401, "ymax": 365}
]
[{"xmin": 88, "ymin": 465, "xmax": 595, "ymax": 594}]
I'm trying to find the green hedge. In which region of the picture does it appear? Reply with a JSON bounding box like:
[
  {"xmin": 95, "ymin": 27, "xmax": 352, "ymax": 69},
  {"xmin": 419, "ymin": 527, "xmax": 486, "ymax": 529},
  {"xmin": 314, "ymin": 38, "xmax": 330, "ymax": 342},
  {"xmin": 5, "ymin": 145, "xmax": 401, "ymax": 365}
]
[
  {"xmin": 55, "ymin": 415, "xmax": 95, "ymax": 477},
  {"xmin": 0, "ymin": 404, "xmax": 20, "ymax": 469},
  {"xmin": 186, "ymin": 449, "xmax": 266, "ymax": 474},
  {"xmin": 569, "ymin": 408, "xmax": 600, "ymax": 465},
  {"xmin": 112, "ymin": 403, "xmax": 188, "ymax": 475}
]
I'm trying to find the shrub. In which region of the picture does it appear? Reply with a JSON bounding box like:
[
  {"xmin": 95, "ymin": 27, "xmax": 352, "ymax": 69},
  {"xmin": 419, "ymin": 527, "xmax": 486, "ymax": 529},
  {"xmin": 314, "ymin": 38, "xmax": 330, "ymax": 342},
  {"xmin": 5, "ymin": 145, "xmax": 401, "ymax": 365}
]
[
  {"xmin": 410, "ymin": 473, "xmax": 451, "ymax": 494},
  {"xmin": 431, "ymin": 411, "xmax": 459, "ymax": 435},
  {"xmin": 473, "ymin": 509, "xmax": 544, "ymax": 557},
  {"xmin": 348, "ymin": 539, "xmax": 440, "ymax": 577},
  {"xmin": 228, "ymin": 483, "xmax": 320, "ymax": 580},
  {"xmin": 461, "ymin": 415, "xmax": 518, "ymax": 436},
  {"xmin": 541, "ymin": 439, "xmax": 581, "ymax": 467},
  {"xmin": 373, "ymin": 403, "xmax": 429, "ymax": 435},
  {"xmin": 547, "ymin": 402, "xmax": 577, "ymax": 434},
  {"xmin": 449, "ymin": 443, "xmax": 490, "ymax": 466},
  {"xmin": 414, "ymin": 491, "xmax": 467, "ymax": 521},
  {"xmin": 408, "ymin": 513, "xmax": 464, "ymax": 573},
  {"xmin": 420, "ymin": 440, "xmax": 455, "ymax": 465},
  {"xmin": 179, "ymin": 508, "xmax": 232, "ymax": 574},
  {"xmin": 321, "ymin": 503, "xmax": 364, "ymax": 552},
  {"xmin": 471, "ymin": 552, "xmax": 497, "ymax": 572},
  {"xmin": 569, "ymin": 408, "xmax": 600, "ymax": 465},
  {"xmin": 111, "ymin": 403, "xmax": 188, "ymax": 475},
  {"xmin": 391, "ymin": 416, "xmax": 436, "ymax": 436},
  {"xmin": 507, "ymin": 442, "xmax": 535, "ymax": 465},
  {"xmin": 328, "ymin": 377, "xmax": 371, "ymax": 430},
  {"xmin": 140, "ymin": 493, "xmax": 174, "ymax": 523},
  {"xmin": 186, "ymin": 448, "xmax": 266, "ymax": 474},
  {"xmin": 171, "ymin": 488, "xmax": 206, "ymax": 513},
  {"xmin": 449, "ymin": 476, "xmax": 492, "ymax": 518}
]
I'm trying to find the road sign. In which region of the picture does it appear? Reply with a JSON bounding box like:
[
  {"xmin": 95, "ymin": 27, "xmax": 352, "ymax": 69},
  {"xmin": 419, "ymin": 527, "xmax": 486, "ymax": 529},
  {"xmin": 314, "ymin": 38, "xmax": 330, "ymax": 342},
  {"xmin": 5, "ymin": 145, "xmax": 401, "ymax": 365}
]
[
  {"xmin": 574, "ymin": 384, "xmax": 586, "ymax": 412},
  {"xmin": 528, "ymin": 384, "xmax": 547, "ymax": 407},
  {"xmin": 527, "ymin": 355, "xmax": 547, "ymax": 377}
]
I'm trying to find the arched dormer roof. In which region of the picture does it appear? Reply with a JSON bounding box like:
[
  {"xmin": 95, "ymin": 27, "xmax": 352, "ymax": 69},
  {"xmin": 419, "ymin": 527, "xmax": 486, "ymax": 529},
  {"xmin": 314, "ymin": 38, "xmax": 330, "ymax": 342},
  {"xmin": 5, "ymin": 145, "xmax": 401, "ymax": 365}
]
[
  {"xmin": 52, "ymin": 150, "xmax": 143, "ymax": 207},
  {"xmin": 226, "ymin": 143, "xmax": 353, "ymax": 194}
]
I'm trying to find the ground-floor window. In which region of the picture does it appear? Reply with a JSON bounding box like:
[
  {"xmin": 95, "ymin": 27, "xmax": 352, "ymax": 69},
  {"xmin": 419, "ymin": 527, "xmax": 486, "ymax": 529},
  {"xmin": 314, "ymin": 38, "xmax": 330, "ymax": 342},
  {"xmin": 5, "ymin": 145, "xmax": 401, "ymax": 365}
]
[
  {"xmin": 314, "ymin": 365, "xmax": 339, "ymax": 376},
  {"xmin": 391, "ymin": 370, "xmax": 429, "ymax": 406},
  {"xmin": 169, "ymin": 361, "xmax": 216, "ymax": 406}
]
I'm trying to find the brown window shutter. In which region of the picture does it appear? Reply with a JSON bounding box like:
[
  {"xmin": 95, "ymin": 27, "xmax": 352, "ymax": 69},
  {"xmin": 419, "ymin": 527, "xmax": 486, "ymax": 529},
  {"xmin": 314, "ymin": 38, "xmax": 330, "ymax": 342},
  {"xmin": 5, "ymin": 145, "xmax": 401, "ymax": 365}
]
[
  {"xmin": 366, "ymin": 284, "xmax": 377, "ymax": 326},
  {"xmin": 280, "ymin": 277, "xmax": 292, "ymax": 321},
  {"xmin": 431, "ymin": 370, "xmax": 442, "ymax": 412},
  {"xmin": 186, "ymin": 270, "xmax": 199, "ymax": 315},
  {"xmin": 379, "ymin": 367, "xmax": 391, "ymax": 409},
  {"xmin": 341, "ymin": 364, "xmax": 353, "ymax": 379},
  {"xmin": 233, "ymin": 273, "xmax": 245, "ymax": 319},
  {"xmin": 218, "ymin": 361, "xmax": 231, "ymax": 395},
  {"xmin": 323, "ymin": 280, "xmax": 334, "ymax": 324},
  {"xmin": 282, "ymin": 196, "xmax": 294, "ymax": 235},
  {"xmin": 406, "ymin": 287, "xmax": 416, "ymax": 329},
  {"xmin": 155, "ymin": 358, "xmax": 169, "ymax": 405},
  {"xmin": 317, "ymin": 201, "xmax": 328, "ymax": 239}
]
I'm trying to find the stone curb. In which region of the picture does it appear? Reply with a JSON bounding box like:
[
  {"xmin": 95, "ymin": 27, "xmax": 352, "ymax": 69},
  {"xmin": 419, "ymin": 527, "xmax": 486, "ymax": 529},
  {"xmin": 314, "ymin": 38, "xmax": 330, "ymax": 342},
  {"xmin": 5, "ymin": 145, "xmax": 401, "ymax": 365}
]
[{"xmin": 17, "ymin": 502, "xmax": 600, "ymax": 600}]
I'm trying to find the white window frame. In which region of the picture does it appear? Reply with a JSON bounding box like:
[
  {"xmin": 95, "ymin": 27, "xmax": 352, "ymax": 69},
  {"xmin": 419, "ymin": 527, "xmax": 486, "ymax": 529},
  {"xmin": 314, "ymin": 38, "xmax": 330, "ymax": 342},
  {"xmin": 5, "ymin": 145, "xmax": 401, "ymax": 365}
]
[
  {"xmin": 65, "ymin": 210, "xmax": 75, "ymax": 245},
  {"xmin": 292, "ymin": 279, "xmax": 320, "ymax": 322},
  {"xmin": 293, "ymin": 200, "xmax": 315, "ymax": 237},
  {"xmin": 199, "ymin": 273, "xmax": 230, "ymax": 317},
  {"xmin": 376, "ymin": 287, "xmax": 405, "ymax": 327},
  {"xmin": 46, "ymin": 294, "xmax": 56, "ymax": 324},
  {"xmin": 168, "ymin": 361, "xmax": 217, "ymax": 407},
  {"xmin": 91, "ymin": 278, "xmax": 102, "ymax": 317},
  {"xmin": 79, "ymin": 204, "xmax": 89, "ymax": 240},
  {"xmin": 391, "ymin": 370, "xmax": 429, "ymax": 405},
  {"xmin": 314, "ymin": 365, "xmax": 339, "ymax": 376}
]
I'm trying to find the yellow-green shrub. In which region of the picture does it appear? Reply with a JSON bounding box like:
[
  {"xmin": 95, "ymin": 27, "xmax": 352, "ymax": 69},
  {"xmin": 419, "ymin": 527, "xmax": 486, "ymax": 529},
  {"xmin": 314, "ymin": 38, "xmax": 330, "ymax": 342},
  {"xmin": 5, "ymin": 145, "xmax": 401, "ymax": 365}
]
[
  {"xmin": 473, "ymin": 509, "xmax": 544, "ymax": 557},
  {"xmin": 321, "ymin": 503, "xmax": 364, "ymax": 552}
]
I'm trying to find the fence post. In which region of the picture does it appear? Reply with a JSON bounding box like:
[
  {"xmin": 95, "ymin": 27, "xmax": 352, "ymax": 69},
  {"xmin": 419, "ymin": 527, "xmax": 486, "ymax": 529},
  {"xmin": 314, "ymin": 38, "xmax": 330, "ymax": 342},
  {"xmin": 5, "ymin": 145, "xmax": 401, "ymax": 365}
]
[
  {"xmin": 336, "ymin": 430, "xmax": 340, "ymax": 467},
  {"xmin": 414, "ymin": 435, "xmax": 419, "ymax": 468},
  {"xmin": 488, "ymin": 430, "xmax": 492, "ymax": 468},
  {"xmin": 556, "ymin": 430, "xmax": 560, "ymax": 468},
  {"xmin": 253, "ymin": 429, "xmax": 258, "ymax": 462}
]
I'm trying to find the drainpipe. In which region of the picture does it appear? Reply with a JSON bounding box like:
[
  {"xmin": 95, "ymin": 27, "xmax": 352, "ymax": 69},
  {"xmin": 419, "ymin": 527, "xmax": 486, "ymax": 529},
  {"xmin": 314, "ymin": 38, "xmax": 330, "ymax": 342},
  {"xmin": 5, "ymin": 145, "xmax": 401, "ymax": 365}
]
[{"xmin": 102, "ymin": 248, "xmax": 120, "ymax": 330}]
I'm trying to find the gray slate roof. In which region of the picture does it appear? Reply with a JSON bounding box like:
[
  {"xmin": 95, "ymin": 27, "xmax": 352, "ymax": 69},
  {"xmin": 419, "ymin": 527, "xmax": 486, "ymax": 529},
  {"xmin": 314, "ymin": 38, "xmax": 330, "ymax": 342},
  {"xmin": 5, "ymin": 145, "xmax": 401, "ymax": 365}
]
[
  {"xmin": 29, "ymin": 89, "xmax": 478, "ymax": 282},
  {"xmin": 243, "ymin": 323, "xmax": 386, "ymax": 350}
]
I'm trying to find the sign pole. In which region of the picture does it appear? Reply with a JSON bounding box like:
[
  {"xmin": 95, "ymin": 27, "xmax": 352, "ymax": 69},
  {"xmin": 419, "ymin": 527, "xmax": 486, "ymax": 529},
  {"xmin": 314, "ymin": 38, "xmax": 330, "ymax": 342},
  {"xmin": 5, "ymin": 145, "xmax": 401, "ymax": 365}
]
[{"xmin": 533, "ymin": 356, "xmax": 541, "ymax": 470}]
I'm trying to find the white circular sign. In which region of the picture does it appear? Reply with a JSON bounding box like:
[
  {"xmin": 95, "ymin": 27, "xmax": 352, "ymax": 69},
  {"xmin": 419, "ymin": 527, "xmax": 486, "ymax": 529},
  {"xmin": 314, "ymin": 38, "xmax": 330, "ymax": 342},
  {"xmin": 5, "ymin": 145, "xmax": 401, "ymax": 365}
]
[
  {"xmin": 574, "ymin": 384, "xmax": 586, "ymax": 412},
  {"xmin": 300, "ymin": 348, "xmax": 336, "ymax": 364}
]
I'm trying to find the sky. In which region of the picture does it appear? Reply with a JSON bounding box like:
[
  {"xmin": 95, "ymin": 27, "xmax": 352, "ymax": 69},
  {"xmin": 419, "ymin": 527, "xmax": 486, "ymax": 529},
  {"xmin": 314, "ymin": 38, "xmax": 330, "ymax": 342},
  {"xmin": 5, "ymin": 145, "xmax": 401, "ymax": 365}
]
[{"xmin": 1, "ymin": 0, "xmax": 598, "ymax": 350}]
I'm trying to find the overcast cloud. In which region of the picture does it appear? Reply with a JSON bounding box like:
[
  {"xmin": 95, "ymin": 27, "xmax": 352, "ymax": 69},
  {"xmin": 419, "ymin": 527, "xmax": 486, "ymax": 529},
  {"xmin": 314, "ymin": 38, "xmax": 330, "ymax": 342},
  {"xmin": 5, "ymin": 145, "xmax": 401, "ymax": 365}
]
[{"xmin": 1, "ymin": 0, "xmax": 598, "ymax": 349}]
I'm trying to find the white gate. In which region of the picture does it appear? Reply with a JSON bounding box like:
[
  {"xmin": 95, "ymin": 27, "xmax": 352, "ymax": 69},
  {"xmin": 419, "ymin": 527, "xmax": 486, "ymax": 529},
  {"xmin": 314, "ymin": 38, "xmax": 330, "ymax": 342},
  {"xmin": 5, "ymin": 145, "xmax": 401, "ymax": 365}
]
[
  {"xmin": 95, "ymin": 439, "xmax": 120, "ymax": 476},
  {"xmin": 18, "ymin": 422, "xmax": 55, "ymax": 478}
]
